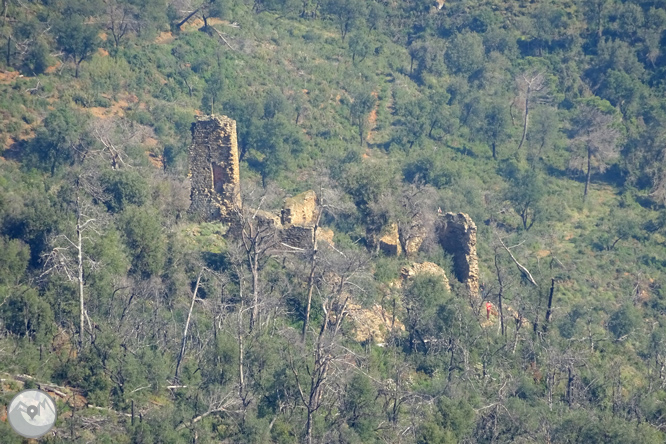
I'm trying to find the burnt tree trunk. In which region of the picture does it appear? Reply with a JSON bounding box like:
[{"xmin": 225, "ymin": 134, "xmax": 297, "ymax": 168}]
[
  {"xmin": 544, "ymin": 279, "xmax": 555, "ymax": 331},
  {"xmin": 584, "ymin": 145, "xmax": 592, "ymax": 199}
]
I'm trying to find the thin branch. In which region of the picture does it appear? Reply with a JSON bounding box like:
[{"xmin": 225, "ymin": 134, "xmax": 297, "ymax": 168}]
[
  {"xmin": 211, "ymin": 26, "xmax": 235, "ymax": 51},
  {"xmin": 497, "ymin": 236, "xmax": 538, "ymax": 287}
]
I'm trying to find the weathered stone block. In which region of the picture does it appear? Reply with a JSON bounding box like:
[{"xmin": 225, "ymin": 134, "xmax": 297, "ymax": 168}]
[
  {"xmin": 378, "ymin": 222, "xmax": 401, "ymax": 256},
  {"xmin": 401, "ymin": 261, "xmax": 450, "ymax": 291},
  {"xmin": 281, "ymin": 190, "xmax": 318, "ymax": 226}
]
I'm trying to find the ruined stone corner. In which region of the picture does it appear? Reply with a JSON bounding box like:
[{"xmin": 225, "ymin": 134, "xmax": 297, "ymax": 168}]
[{"xmin": 378, "ymin": 222, "xmax": 401, "ymax": 256}]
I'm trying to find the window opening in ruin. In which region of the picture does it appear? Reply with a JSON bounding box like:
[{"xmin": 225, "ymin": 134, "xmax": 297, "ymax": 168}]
[{"xmin": 212, "ymin": 163, "xmax": 225, "ymax": 194}]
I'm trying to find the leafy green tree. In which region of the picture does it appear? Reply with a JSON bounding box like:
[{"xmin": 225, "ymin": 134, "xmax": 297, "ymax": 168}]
[
  {"xmin": 1, "ymin": 287, "xmax": 55, "ymax": 341},
  {"xmin": 256, "ymin": 117, "xmax": 306, "ymax": 184},
  {"xmin": 404, "ymin": 274, "xmax": 449, "ymax": 352},
  {"xmin": 417, "ymin": 397, "xmax": 474, "ymax": 444},
  {"xmin": 445, "ymin": 32, "xmax": 485, "ymax": 76},
  {"xmin": 393, "ymin": 91, "xmax": 430, "ymax": 149},
  {"xmin": 342, "ymin": 159, "xmax": 397, "ymax": 213},
  {"xmin": 483, "ymin": 26, "xmax": 518, "ymax": 58},
  {"xmin": 528, "ymin": 3, "xmax": 569, "ymax": 55},
  {"xmin": 263, "ymin": 89, "xmax": 290, "ymax": 120},
  {"xmin": 323, "ymin": 0, "xmax": 366, "ymax": 41},
  {"xmin": 24, "ymin": 39, "xmax": 50, "ymax": 75},
  {"xmin": 527, "ymin": 106, "xmax": 559, "ymax": 163},
  {"xmin": 593, "ymin": 206, "xmax": 641, "ymax": 251},
  {"xmin": 608, "ymin": 303, "xmax": 641, "ymax": 338},
  {"xmin": 504, "ymin": 168, "xmax": 546, "ymax": 231},
  {"xmin": 348, "ymin": 32, "xmax": 371, "ymax": 64},
  {"xmin": 26, "ymin": 106, "xmax": 90, "ymax": 176},
  {"xmin": 624, "ymin": 117, "xmax": 666, "ymax": 204},
  {"xmin": 409, "ymin": 39, "xmax": 445, "ymax": 81},
  {"xmin": 100, "ymin": 169, "xmax": 149, "ymax": 213},
  {"xmin": 202, "ymin": 71, "xmax": 225, "ymax": 115},
  {"xmin": 118, "ymin": 206, "xmax": 166, "ymax": 277},
  {"xmin": 55, "ymin": 15, "xmax": 100, "ymax": 78},
  {"xmin": 614, "ymin": 2, "xmax": 644, "ymax": 39},
  {"xmin": 589, "ymin": 38, "xmax": 645, "ymax": 90},
  {"xmin": 641, "ymin": 7, "xmax": 666, "ymax": 66},
  {"xmin": 340, "ymin": 374, "xmax": 380, "ymax": 441},
  {"xmin": 223, "ymin": 95, "xmax": 264, "ymax": 160},
  {"xmin": 578, "ymin": 0, "xmax": 611, "ymax": 38},
  {"xmin": 480, "ymin": 101, "xmax": 511, "ymax": 160},
  {"xmin": 426, "ymin": 90, "xmax": 454, "ymax": 138},
  {"xmin": 0, "ymin": 237, "xmax": 29, "ymax": 287},
  {"xmin": 598, "ymin": 70, "xmax": 644, "ymax": 118},
  {"xmin": 349, "ymin": 87, "xmax": 377, "ymax": 146},
  {"xmin": 366, "ymin": 1, "xmax": 386, "ymax": 31}
]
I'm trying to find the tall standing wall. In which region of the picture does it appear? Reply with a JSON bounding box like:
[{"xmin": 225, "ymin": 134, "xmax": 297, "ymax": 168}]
[
  {"xmin": 436, "ymin": 212, "xmax": 480, "ymax": 300},
  {"xmin": 188, "ymin": 115, "xmax": 241, "ymax": 221}
]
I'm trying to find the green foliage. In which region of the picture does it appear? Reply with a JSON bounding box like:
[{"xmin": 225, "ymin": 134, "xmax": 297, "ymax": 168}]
[
  {"xmin": 101, "ymin": 169, "xmax": 149, "ymax": 212},
  {"xmin": 417, "ymin": 397, "xmax": 473, "ymax": 444},
  {"xmin": 0, "ymin": 237, "xmax": 29, "ymax": 286},
  {"xmin": 445, "ymin": 32, "xmax": 485, "ymax": 76},
  {"xmin": 2, "ymin": 0, "xmax": 666, "ymax": 441},
  {"xmin": 55, "ymin": 14, "xmax": 100, "ymax": 77},
  {"xmin": 502, "ymin": 164, "xmax": 547, "ymax": 230},
  {"xmin": 404, "ymin": 274, "xmax": 449, "ymax": 351},
  {"xmin": 323, "ymin": 0, "xmax": 367, "ymax": 41},
  {"xmin": 118, "ymin": 206, "xmax": 166, "ymax": 277},
  {"xmin": 349, "ymin": 86, "xmax": 377, "ymax": 146},
  {"xmin": 25, "ymin": 105, "xmax": 90, "ymax": 176},
  {"xmin": 607, "ymin": 303, "xmax": 641, "ymax": 339}
]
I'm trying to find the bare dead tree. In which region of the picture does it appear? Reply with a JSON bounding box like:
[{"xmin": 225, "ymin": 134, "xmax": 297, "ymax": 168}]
[
  {"xmin": 396, "ymin": 182, "xmax": 437, "ymax": 256},
  {"xmin": 291, "ymin": 247, "xmax": 371, "ymax": 444},
  {"xmin": 300, "ymin": 180, "xmax": 351, "ymax": 342},
  {"xmin": 175, "ymin": 388, "xmax": 242, "ymax": 431},
  {"xmin": 103, "ymin": 0, "xmax": 139, "ymax": 49},
  {"xmin": 235, "ymin": 207, "xmax": 279, "ymax": 332},
  {"xmin": 41, "ymin": 177, "xmax": 105, "ymax": 349},
  {"xmin": 569, "ymin": 105, "xmax": 621, "ymax": 199},
  {"xmin": 87, "ymin": 117, "xmax": 152, "ymax": 169},
  {"xmin": 493, "ymin": 246, "xmax": 506, "ymax": 336},
  {"xmin": 496, "ymin": 235, "xmax": 538, "ymax": 287},
  {"xmin": 174, "ymin": 268, "xmax": 204, "ymax": 380},
  {"xmin": 516, "ymin": 72, "xmax": 548, "ymax": 151}
]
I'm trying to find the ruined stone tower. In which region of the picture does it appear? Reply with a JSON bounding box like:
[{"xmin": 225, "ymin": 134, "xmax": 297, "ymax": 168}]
[
  {"xmin": 436, "ymin": 213, "xmax": 480, "ymax": 300},
  {"xmin": 188, "ymin": 115, "xmax": 241, "ymax": 221}
]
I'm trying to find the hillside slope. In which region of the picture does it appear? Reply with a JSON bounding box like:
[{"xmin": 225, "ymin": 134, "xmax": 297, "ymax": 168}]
[{"xmin": 1, "ymin": 0, "xmax": 666, "ymax": 442}]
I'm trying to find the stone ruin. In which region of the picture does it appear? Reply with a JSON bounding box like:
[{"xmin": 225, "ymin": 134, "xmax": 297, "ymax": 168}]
[
  {"xmin": 188, "ymin": 115, "xmax": 332, "ymax": 250},
  {"xmin": 188, "ymin": 115, "xmax": 241, "ymax": 221},
  {"xmin": 368, "ymin": 212, "xmax": 480, "ymax": 299},
  {"xmin": 436, "ymin": 213, "xmax": 479, "ymax": 300},
  {"xmin": 187, "ymin": 115, "xmax": 478, "ymax": 298},
  {"xmin": 400, "ymin": 261, "xmax": 450, "ymax": 292}
]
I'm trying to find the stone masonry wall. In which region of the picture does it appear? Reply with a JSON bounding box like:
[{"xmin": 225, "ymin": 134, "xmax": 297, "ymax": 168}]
[
  {"xmin": 189, "ymin": 115, "xmax": 241, "ymax": 221},
  {"xmin": 281, "ymin": 190, "xmax": 318, "ymax": 226},
  {"xmin": 436, "ymin": 212, "xmax": 479, "ymax": 300}
]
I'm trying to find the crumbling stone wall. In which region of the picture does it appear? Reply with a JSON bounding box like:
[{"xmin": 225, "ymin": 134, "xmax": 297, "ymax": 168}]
[
  {"xmin": 189, "ymin": 115, "xmax": 241, "ymax": 221},
  {"xmin": 401, "ymin": 261, "xmax": 450, "ymax": 291},
  {"xmin": 246, "ymin": 190, "xmax": 332, "ymax": 251},
  {"xmin": 378, "ymin": 222, "xmax": 401, "ymax": 256},
  {"xmin": 282, "ymin": 190, "xmax": 318, "ymax": 226},
  {"xmin": 280, "ymin": 225, "xmax": 314, "ymax": 249},
  {"xmin": 436, "ymin": 213, "xmax": 479, "ymax": 299},
  {"xmin": 400, "ymin": 222, "xmax": 428, "ymax": 257}
]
